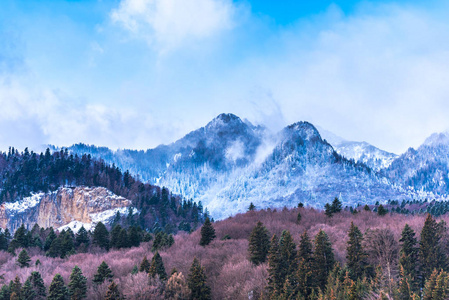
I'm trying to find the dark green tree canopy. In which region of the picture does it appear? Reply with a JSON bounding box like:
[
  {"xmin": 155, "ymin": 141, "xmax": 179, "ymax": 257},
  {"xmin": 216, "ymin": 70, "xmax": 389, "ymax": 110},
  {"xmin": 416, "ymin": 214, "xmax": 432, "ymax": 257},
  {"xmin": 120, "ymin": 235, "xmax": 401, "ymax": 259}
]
[{"xmin": 199, "ymin": 217, "xmax": 216, "ymax": 246}]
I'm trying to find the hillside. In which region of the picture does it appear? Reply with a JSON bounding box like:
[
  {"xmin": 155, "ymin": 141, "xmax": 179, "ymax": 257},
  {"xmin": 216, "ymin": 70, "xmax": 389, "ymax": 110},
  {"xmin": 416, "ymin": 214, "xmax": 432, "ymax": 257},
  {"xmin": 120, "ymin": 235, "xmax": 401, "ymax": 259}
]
[{"xmin": 0, "ymin": 207, "xmax": 447, "ymax": 299}]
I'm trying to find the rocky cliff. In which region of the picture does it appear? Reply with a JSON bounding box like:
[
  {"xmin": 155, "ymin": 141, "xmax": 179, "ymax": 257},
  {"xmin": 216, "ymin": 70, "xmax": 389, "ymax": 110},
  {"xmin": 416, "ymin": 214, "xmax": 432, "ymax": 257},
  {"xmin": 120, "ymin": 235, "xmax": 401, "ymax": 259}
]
[{"xmin": 0, "ymin": 186, "xmax": 133, "ymax": 232}]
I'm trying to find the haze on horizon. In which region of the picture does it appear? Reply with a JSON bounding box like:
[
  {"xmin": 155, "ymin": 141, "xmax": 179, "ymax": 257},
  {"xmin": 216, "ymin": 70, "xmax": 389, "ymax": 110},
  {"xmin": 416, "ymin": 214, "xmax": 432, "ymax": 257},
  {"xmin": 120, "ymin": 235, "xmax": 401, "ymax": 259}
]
[{"xmin": 1, "ymin": 0, "xmax": 449, "ymax": 155}]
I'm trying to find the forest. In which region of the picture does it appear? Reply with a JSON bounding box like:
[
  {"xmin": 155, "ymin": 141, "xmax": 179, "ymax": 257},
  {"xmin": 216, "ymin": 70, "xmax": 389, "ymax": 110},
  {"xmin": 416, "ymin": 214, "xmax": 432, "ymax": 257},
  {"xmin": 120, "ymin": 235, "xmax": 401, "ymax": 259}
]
[
  {"xmin": 0, "ymin": 202, "xmax": 448, "ymax": 299},
  {"xmin": 0, "ymin": 147, "xmax": 206, "ymax": 232}
]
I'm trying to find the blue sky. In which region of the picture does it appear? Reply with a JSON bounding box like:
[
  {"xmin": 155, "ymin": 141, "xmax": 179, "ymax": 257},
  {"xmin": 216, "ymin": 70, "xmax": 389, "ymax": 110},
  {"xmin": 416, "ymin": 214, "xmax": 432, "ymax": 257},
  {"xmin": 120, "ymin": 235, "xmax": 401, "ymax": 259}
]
[{"xmin": 1, "ymin": 0, "xmax": 449, "ymax": 153}]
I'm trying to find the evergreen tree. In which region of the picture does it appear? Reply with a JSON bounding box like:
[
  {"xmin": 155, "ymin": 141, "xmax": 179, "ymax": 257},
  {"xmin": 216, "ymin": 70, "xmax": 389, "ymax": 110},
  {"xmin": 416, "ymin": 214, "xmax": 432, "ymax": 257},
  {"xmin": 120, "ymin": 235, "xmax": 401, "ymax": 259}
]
[
  {"xmin": 0, "ymin": 230, "xmax": 9, "ymax": 251},
  {"xmin": 28, "ymin": 271, "xmax": 46, "ymax": 300},
  {"xmin": 139, "ymin": 256, "xmax": 151, "ymax": 273},
  {"xmin": 296, "ymin": 211, "xmax": 302, "ymax": 224},
  {"xmin": 313, "ymin": 229, "xmax": 335, "ymax": 291},
  {"xmin": 116, "ymin": 229, "xmax": 129, "ymax": 249},
  {"xmin": 21, "ymin": 279, "xmax": 35, "ymax": 300},
  {"xmin": 248, "ymin": 202, "xmax": 256, "ymax": 211},
  {"xmin": 46, "ymin": 235, "xmax": 62, "ymax": 258},
  {"xmin": 423, "ymin": 269, "xmax": 449, "ymax": 300},
  {"xmin": 278, "ymin": 230, "xmax": 298, "ymax": 284},
  {"xmin": 331, "ymin": 197, "xmax": 342, "ymax": 213},
  {"xmin": 363, "ymin": 204, "xmax": 371, "ymax": 211},
  {"xmin": 109, "ymin": 225, "xmax": 121, "ymax": 249},
  {"xmin": 187, "ymin": 258, "xmax": 211, "ymax": 300},
  {"xmin": 44, "ymin": 228, "xmax": 57, "ymax": 251},
  {"xmin": 13, "ymin": 224, "xmax": 29, "ymax": 248},
  {"xmin": 75, "ymin": 226, "xmax": 89, "ymax": 248},
  {"xmin": 377, "ymin": 204, "xmax": 388, "ymax": 216},
  {"xmin": 93, "ymin": 222, "xmax": 109, "ymax": 250},
  {"xmin": 0, "ymin": 285, "xmax": 10, "ymax": 300},
  {"xmin": 397, "ymin": 266, "xmax": 413, "ymax": 300},
  {"xmin": 68, "ymin": 265, "xmax": 87, "ymax": 300},
  {"xmin": 10, "ymin": 276, "xmax": 21, "ymax": 299},
  {"xmin": 267, "ymin": 234, "xmax": 282, "ymax": 296},
  {"xmin": 420, "ymin": 214, "xmax": 446, "ymax": 282},
  {"xmin": 128, "ymin": 226, "xmax": 140, "ymax": 247},
  {"xmin": 399, "ymin": 224, "xmax": 419, "ymax": 291},
  {"xmin": 199, "ymin": 217, "xmax": 216, "ymax": 246},
  {"xmin": 324, "ymin": 203, "xmax": 333, "ymax": 217},
  {"xmin": 346, "ymin": 222, "xmax": 368, "ymax": 280},
  {"xmin": 104, "ymin": 282, "xmax": 122, "ymax": 300},
  {"xmin": 60, "ymin": 230, "xmax": 75, "ymax": 258},
  {"xmin": 296, "ymin": 230, "xmax": 316, "ymax": 298},
  {"xmin": 248, "ymin": 221, "xmax": 270, "ymax": 265},
  {"xmin": 48, "ymin": 274, "xmax": 69, "ymax": 300},
  {"xmin": 149, "ymin": 252, "xmax": 167, "ymax": 280},
  {"xmin": 17, "ymin": 249, "xmax": 31, "ymax": 268},
  {"xmin": 93, "ymin": 261, "xmax": 113, "ymax": 285}
]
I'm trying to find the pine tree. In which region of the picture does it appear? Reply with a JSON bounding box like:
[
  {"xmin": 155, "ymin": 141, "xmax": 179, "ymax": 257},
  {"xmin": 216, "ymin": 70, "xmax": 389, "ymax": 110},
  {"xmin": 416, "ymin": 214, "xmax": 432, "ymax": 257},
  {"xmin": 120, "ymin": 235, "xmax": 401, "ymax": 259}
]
[
  {"xmin": 399, "ymin": 224, "xmax": 419, "ymax": 291},
  {"xmin": 363, "ymin": 205, "xmax": 371, "ymax": 211},
  {"xmin": 28, "ymin": 271, "xmax": 46, "ymax": 299},
  {"xmin": 17, "ymin": 249, "xmax": 31, "ymax": 268},
  {"xmin": 346, "ymin": 222, "xmax": 368, "ymax": 280},
  {"xmin": 93, "ymin": 261, "xmax": 113, "ymax": 285},
  {"xmin": 267, "ymin": 234, "xmax": 282, "ymax": 295},
  {"xmin": 377, "ymin": 204, "xmax": 388, "ymax": 216},
  {"xmin": 21, "ymin": 279, "xmax": 35, "ymax": 300},
  {"xmin": 0, "ymin": 284, "xmax": 10, "ymax": 300},
  {"xmin": 46, "ymin": 235, "xmax": 62, "ymax": 258},
  {"xmin": 128, "ymin": 226, "xmax": 140, "ymax": 247},
  {"xmin": 296, "ymin": 211, "xmax": 302, "ymax": 224},
  {"xmin": 93, "ymin": 222, "xmax": 109, "ymax": 250},
  {"xmin": 248, "ymin": 202, "xmax": 256, "ymax": 211},
  {"xmin": 75, "ymin": 226, "xmax": 89, "ymax": 248},
  {"xmin": 324, "ymin": 203, "xmax": 333, "ymax": 217},
  {"xmin": 48, "ymin": 274, "xmax": 69, "ymax": 300},
  {"xmin": 149, "ymin": 252, "xmax": 167, "ymax": 280},
  {"xmin": 248, "ymin": 221, "xmax": 270, "ymax": 265},
  {"xmin": 68, "ymin": 265, "xmax": 87, "ymax": 300},
  {"xmin": 60, "ymin": 230, "xmax": 75, "ymax": 258},
  {"xmin": 397, "ymin": 266, "xmax": 413, "ymax": 300},
  {"xmin": 187, "ymin": 258, "xmax": 211, "ymax": 300},
  {"xmin": 116, "ymin": 229, "xmax": 129, "ymax": 249},
  {"xmin": 296, "ymin": 230, "xmax": 316, "ymax": 298},
  {"xmin": 331, "ymin": 197, "xmax": 342, "ymax": 213},
  {"xmin": 10, "ymin": 276, "xmax": 21, "ymax": 299},
  {"xmin": 139, "ymin": 255, "xmax": 151, "ymax": 273},
  {"xmin": 420, "ymin": 214, "xmax": 446, "ymax": 282},
  {"xmin": 278, "ymin": 230, "xmax": 298, "ymax": 283},
  {"xmin": 199, "ymin": 217, "xmax": 216, "ymax": 246},
  {"xmin": 104, "ymin": 281, "xmax": 122, "ymax": 300},
  {"xmin": 314, "ymin": 229, "xmax": 335, "ymax": 291},
  {"xmin": 110, "ymin": 225, "xmax": 122, "ymax": 249},
  {"xmin": 423, "ymin": 269, "xmax": 449, "ymax": 300},
  {"xmin": 44, "ymin": 228, "xmax": 57, "ymax": 251}
]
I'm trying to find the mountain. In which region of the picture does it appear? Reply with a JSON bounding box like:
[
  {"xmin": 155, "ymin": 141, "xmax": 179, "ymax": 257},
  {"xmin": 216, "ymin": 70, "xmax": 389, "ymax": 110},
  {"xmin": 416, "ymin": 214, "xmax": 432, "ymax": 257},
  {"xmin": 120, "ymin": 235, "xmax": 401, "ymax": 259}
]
[
  {"xmin": 317, "ymin": 126, "xmax": 398, "ymax": 171},
  {"xmin": 60, "ymin": 114, "xmax": 418, "ymax": 219},
  {"xmin": 384, "ymin": 132, "xmax": 449, "ymax": 196}
]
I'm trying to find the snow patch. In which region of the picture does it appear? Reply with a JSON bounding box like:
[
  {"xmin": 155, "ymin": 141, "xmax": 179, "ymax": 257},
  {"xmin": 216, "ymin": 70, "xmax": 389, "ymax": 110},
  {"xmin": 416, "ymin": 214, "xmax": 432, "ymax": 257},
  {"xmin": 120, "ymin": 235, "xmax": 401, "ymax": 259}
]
[
  {"xmin": 225, "ymin": 140, "xmax": 245, "ymax": 162},
  {"xmin": 4, "ymin": 193, "xmax": 45, "ymax": 215}
]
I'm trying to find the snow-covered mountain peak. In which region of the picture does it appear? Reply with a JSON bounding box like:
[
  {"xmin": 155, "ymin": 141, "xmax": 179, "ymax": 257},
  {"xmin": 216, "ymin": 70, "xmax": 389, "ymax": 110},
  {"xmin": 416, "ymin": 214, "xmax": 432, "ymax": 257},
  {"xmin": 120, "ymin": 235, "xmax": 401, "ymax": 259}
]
[
  {"xmin": 206, "ymin": 113, "xmax": 244, "ymax": 129},
  {"xmin": 423, "ymin": 132, "xmax": 449, "ymax": 147},
  {"xmin": 285, "ymin": 121, "xmax": 322, "ymax": 142}
]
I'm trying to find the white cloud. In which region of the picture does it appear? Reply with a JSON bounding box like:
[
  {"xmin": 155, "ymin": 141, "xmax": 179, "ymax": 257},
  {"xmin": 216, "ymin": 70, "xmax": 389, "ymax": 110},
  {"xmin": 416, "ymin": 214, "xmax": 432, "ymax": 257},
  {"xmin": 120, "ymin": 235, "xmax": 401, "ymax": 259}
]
[{"xmin": 110, "ymin": 0, "xmax": 236, "ymax": 52}]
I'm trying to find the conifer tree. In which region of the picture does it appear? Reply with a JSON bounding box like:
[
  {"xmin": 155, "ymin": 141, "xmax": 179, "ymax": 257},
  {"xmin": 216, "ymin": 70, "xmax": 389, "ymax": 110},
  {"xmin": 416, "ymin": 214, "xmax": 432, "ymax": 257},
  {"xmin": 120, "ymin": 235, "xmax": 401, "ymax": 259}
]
[
  {"xmin": 46, "ymin": 235, "xmax": 62, "ymax": 258},
  {"xmin": 296, "ymin": 230, "xmax": 316, "ymax": 298},
  {"xmin": 139, "ymin": 255, "xmax": 151, "ymax": 273},
  {"xmin": 420, "ymin": 214, "xmax": 446, "ymax": 282},
  {"xmin": 10, "ymin": 276, "xmax": 21, "ymax": 299},
  {"xmin": 149, "ymin": 252, "xmax": 167, "ymax": 280},
  {"xmin": 93, "ymin": 222, "xmax": 109, "ymax": 250},
  {"xmin": 267, "ymin": 234, "xmax": 282, "ymax": 296},
  {"xmin": 110, "ymin": 225, "xmax": 122, "ymax": 249},
  {"xmin": 116, "ymin": 229, "xmax": 129, "ymax": 249},
  {"xmin": 363, "ymin": 205, "xmax": 371, "ymax": 211},
  {"xmin": 248, "ymin": 221, "xmax": 270, "ymax": 265},
  {"xmin": 397, "ymin": 266, "xmax": 413, "ymax": 300},
  {"xmin": 21, "ymin": 279, "xmax": 35, "ymax": 300},
  {"xmin": 68, "ymin": 265, "xmax": 87, "ymax": 300},
  {"xmin": 75, "ymin": 226, "xmax": 89, "ymax": 248},
  {"xmin": 104, "ymin": 281, "xmax": 122, "ymax": 300},
  {"xmin": 60, "ymin": 230, "xmax": 75, "ymax": 258},
  {"xmin": 296, "ymin": 211, "xmax": 302, "ymax": 224},
  {"xmin": 48, "ymin": 274, "xmax": 69, "ymax": 300},
  {"xmin": 423, "ymin": 269, "xmax": 449, "ymax": 300},
  {"xmin": 278, "ymin": 230, "xmax": 298, "ymax": 283},
  {"xmin": 314, "ymin": 229, "xmax": 335, "ymax": 291},
  {"xmin": 248, "ymin": 202, "xmax": 256, "ymax": 211},
  {"xmin": 44, "ymin": 228, "xmax": 57, "ymax": 251},
  {"xmin": 17, "ymin": 249, "xmax": 31, "ymax": 268},
  {"xmin": 28, "ymin": 271, "xmax": 46, "ymax": 299},
  {"xmin": 199, "ymin": 217, "xmax": 216, "ymax": 246},
  {"xmin": 377, "ymin": 204, "xmax": 388, "ymax": 216},
  {"xmin": 0, "ymin": 285, "xmax": 10, "ymax": 300},
  {"xmin": 346, "ymin": 222, "xmax": 368, "ymax": 280},
  {"xmin": 399, "ymin": 224, "xmax": 419, "ymax": 291},
  {"xmin": 331, "ymin": 197, "xmax": 342, "ymax": 213},
  {"xmin": 324, "ymin": 203, "xmax": 333, "ymax": 217},
  {"xmin": 128, "ymin": 226, "xmax": 140, "ymax": 247},
  {"xmin": 187, "ymin": 258, "xmax": 211, "ymax": 300},
  {"xmin": 93, "ymin": 261, "xmax": 113, "ymax": 285}
]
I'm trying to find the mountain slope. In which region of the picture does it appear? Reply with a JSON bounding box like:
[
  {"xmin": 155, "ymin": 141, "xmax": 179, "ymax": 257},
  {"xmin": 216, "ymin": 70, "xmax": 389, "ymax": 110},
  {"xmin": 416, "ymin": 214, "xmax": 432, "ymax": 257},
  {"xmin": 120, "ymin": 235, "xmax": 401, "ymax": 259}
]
[
  {"xmin": 317, "ymin": 127, "xmax": 398, "ymax": 171},
  {"xmin": 60, "ymin": 115, "xmax": 418, "ymax": 219}
]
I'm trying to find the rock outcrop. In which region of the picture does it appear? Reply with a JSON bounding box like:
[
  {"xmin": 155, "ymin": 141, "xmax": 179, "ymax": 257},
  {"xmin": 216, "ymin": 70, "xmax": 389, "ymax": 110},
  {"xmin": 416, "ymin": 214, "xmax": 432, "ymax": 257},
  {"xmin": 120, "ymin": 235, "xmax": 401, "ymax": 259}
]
[{"xmin": 0, "ymin": 186, "xmax": 133, "ymax": 232}]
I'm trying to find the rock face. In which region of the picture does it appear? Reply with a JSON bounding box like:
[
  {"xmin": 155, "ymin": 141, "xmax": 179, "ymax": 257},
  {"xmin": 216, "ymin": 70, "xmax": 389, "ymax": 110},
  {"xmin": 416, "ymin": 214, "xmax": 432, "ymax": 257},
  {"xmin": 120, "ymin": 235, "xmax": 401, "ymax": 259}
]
[{"xmin": 0, "ymin": 187, "xmax": 133, "ymax": 232}]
